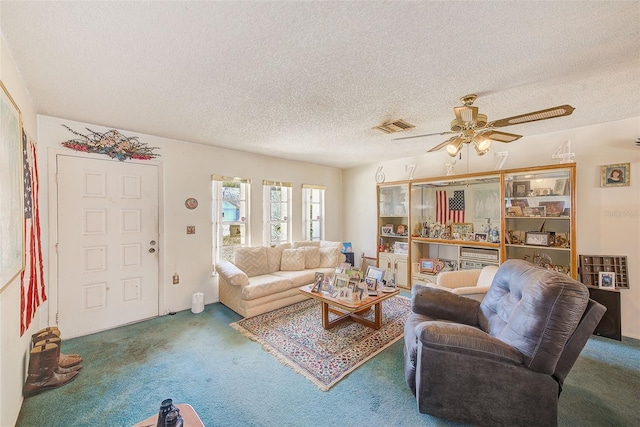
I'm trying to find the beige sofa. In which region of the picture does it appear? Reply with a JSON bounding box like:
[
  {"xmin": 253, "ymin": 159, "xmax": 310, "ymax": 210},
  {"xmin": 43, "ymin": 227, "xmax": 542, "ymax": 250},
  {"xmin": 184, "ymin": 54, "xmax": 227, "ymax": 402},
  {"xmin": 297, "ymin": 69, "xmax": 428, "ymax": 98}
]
[
  {"xmin": 423, "ymin": 265, "xmax": 498, "ymax": 302},
  {"xmin": 217, "ymin": 241, "xmax": 346, "ymax": 317}
]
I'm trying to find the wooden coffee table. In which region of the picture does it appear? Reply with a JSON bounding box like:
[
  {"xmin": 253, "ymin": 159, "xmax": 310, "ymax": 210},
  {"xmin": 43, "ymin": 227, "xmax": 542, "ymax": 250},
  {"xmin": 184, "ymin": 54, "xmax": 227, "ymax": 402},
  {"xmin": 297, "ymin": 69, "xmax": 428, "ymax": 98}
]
[{"xmin": 300, "ymin": 284, "xmax": 400, "ymax": 330}]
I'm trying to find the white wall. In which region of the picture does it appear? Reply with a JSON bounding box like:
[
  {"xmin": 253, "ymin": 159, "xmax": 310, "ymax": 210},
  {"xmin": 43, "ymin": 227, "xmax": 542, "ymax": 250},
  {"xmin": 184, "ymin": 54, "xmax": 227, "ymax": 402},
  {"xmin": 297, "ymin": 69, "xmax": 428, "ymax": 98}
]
[
  {"xmin": 36, "ymin": 116, "xmax": 344, "ymax": 320},
  {"xmin": 0, "ymin": 37, "xmax": 41, "ymax": 426},
  {"xmin": 2, "ymin": 70, "xmax": 343, "ymax": 423},
  {"xmin": 343, "ymin": 116, "xmax": 640, "ymax": 339}
]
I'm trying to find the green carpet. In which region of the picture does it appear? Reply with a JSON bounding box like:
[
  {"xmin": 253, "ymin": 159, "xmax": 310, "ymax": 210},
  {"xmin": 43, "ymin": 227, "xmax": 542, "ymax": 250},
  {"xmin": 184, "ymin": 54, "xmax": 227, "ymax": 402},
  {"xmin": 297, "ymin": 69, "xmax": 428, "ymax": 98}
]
[
  {"xmin": 16, "ymin": 302, "xmax": 640, "ymax": 426},
  {"xmin": 231, "ymin": 297, "xmax": 411, "ymax": 391}
]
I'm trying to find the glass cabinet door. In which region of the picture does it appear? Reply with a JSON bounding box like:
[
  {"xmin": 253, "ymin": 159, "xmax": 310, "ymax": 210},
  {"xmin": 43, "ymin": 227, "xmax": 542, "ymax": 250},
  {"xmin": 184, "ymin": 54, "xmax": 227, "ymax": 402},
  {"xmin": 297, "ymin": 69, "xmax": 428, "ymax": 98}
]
[
  {"xmin": 377, "ymin": 183, "xmax": 409, "ymax": 288},
  {"xmin": 503, "ymin": 165, "xmax": 576, "ymax": 277}
]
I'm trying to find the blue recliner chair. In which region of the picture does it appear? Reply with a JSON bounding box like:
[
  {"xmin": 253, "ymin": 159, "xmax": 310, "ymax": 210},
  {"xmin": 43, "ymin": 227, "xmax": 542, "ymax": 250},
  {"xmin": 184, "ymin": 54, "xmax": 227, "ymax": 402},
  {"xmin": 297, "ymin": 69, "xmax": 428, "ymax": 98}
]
[{"xmin": 404, "ymin": 259, "xmax": 606, "ymax": 426}]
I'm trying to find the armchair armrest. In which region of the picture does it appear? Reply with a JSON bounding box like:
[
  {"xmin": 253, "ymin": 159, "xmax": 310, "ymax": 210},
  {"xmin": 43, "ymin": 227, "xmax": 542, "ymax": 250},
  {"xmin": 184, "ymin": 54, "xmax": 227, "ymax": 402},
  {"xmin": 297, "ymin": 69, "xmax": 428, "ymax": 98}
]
[
  {"xmin": 418, "ymin": 321, "xmax": 523, "ymax": 365},
  {"xmin": 411, "ymin": 284, "xmax": 480, "ymax": 326},
  {"xmin": 217, "ymin": 260, "xmax": 249, "ymax": 287}
]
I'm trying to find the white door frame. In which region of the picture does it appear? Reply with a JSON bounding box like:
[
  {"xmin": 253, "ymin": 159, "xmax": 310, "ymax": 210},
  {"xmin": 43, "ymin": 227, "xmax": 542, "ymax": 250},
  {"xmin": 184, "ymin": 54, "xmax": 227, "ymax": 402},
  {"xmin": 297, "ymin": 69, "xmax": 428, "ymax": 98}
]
[{"xmin": 47, "ymin": 148, "xmax": 165, "ymax": 331}]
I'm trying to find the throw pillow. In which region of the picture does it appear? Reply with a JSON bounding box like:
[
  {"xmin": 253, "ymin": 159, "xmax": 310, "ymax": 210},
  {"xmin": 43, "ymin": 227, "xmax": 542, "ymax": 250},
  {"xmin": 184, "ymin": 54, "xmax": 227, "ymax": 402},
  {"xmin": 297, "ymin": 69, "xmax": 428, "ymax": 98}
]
[
  {"xmin": 234, "ymin": 247, "xmax": 269, "ymax": 278},
  {"xmin": 304, "ymin": 247, "xmax": 320, "ymax": 269},
  {"xmin": 281, "ymin": 248, "xmax": 306, "ymax": 271},
  {"xmin": 266, "ymin": 245, "xmax": 284, "ymax": 273},
  {"xmin": 319, "ymin": 247, "xmax": 344, "ymax": 267}
]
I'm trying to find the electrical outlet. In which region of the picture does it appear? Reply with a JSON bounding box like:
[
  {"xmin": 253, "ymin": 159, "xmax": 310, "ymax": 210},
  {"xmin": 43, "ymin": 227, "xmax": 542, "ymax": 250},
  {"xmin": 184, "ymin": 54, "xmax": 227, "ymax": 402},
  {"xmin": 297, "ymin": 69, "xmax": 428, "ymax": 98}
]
[{"xmin": 172, "ymin": 273, "xmax": 179, "ymax": 285}]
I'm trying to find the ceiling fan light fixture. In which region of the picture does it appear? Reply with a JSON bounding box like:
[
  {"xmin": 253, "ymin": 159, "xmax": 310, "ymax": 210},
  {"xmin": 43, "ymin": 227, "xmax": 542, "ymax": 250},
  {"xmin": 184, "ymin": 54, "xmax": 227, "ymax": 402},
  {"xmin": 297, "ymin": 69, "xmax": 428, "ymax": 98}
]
[
  {"xmin": 446, "ymin": 137, "xmax": 464, "ymax": 157},
  {"xmin": 472, "ymin": 134, "xmax": 491, "ymax": 155},
  {"xmin": 473, "ymin": 139, "xmax": 491, "ymax": 155}
]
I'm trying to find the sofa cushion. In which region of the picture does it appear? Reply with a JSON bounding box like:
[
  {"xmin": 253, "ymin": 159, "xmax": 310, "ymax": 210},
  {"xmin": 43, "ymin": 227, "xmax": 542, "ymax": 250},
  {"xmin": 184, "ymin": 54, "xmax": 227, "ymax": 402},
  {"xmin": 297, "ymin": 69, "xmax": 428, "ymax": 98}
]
[
  {"xmin": 281, "ymin": 248, "xmax": 306, "ymax": 271},
  {"xmin": 272, "ymin": 269, "xmax": 317, "ymax": 286},
  {"xmin": 234, "ymin": 246, "xmax": 269, "ymax": 278},
  {"xmin": 241, "ymin": 275, "xmax": 294, "ymax": 300},
  {"xmin": 320, "ymin": 241, "xmax": 343, "ymax": 248},
  {"xmin": 292, "ymin": 241, "xmax": 321, "ymax": 248},
  {"xmin": 304, "ymin": 247, "xmax": 321, "ymax": 268},
  {"xmin": 319, "ymin": 247, "xmax": 344, "ymax": 267}
]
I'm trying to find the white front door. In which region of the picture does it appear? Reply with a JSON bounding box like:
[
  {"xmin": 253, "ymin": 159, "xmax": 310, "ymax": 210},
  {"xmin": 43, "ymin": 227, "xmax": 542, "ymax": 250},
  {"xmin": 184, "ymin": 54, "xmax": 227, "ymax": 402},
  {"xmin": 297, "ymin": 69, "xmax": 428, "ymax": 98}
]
[{"xmin": 56, "ymin": 155, "xmax": 159, "ymax": 337}]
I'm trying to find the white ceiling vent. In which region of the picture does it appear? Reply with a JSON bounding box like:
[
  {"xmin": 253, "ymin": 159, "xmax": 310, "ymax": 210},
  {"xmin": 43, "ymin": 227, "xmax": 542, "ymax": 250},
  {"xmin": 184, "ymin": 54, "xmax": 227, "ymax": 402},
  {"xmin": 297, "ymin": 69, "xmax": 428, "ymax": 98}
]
[{"xmin": 374, "ymin": 119, "xmax": 415, "ymax": 134}]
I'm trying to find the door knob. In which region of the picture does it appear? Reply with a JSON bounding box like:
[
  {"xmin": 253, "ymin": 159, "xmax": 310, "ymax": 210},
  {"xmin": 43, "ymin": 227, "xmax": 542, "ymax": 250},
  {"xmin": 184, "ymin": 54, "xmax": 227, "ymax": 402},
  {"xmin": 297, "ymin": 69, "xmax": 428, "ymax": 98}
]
[{"xmin": 148, "ymin": 248, "xmax": 156, "ymax": 253}]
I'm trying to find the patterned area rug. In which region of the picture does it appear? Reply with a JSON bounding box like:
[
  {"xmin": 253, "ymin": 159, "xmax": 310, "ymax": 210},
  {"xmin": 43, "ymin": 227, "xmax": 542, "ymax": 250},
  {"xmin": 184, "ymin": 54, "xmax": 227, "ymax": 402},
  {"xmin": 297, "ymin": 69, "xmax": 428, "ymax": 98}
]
[{"xmin": 230, "ymin": 296, "xmax": 411, "ymax": 391}]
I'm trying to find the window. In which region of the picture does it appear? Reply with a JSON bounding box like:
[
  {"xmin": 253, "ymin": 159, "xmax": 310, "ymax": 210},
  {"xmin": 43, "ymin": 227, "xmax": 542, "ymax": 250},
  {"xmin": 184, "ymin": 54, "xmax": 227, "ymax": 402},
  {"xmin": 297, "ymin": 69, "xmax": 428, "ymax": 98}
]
[
  {"xmin": 302, "ymin": 184, "xmax": 325, "ymax": 241},
  {"xmin": 263, "ymin": 180, "xmax": 292, "ymax": 245},
  {"xmin": 212, "ymin": 175, "xmax": 251, "ymax": 263}
]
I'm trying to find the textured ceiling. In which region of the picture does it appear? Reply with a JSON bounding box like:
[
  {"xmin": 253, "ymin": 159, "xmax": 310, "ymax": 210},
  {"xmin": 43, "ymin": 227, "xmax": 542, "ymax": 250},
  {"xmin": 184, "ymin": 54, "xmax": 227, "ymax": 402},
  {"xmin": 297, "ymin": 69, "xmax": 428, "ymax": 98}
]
[{"xmin": 1, "ymin": 1, "xmax": 639, "ymax": 168}]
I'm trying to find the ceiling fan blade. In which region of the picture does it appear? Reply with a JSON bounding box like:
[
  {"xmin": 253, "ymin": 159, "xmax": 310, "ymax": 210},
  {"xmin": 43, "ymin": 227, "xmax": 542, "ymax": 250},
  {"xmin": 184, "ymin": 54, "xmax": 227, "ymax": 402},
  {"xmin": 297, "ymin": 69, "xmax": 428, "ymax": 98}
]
[
  {"xmin": 482, "ymin": 130, "xmax": 522, "ymax": 143},
  {"xmin": 490, "ymin": 105, "xmax": 575, "ymax": 128},
  {"xmin": 427, "ymin": 137, "xmax": 458, "ymax": 153},
  {"xmin": 393, "ymin": 130, "xmax": 456, "ymax": 141}
]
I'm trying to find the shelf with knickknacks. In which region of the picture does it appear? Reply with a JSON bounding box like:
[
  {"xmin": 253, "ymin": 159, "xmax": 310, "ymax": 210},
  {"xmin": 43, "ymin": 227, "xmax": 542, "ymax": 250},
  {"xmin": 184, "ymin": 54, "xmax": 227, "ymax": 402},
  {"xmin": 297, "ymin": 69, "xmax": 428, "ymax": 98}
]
[
  {"xmin": 376, "ymin": 164, "xmax": 577, "ymax": 289},
  {"xmin": 377, "ymin": 182, "xmax": 410, "ymax": 288},
  {"xmin": 409, "ymin": 173, "xmax": 502, "ymax": 289},
  {"xmin": 503, "ymin": 164, "xmax": 576, "ymax": 277}
]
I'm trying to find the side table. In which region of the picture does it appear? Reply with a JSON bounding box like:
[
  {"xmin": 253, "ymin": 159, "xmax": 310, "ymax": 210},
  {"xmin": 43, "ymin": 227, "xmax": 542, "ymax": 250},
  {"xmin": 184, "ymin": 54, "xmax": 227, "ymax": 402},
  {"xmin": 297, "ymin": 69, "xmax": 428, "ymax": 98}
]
[{"xmin": 132, "ymin": 403, "xmax": 204, "ymax": 427}]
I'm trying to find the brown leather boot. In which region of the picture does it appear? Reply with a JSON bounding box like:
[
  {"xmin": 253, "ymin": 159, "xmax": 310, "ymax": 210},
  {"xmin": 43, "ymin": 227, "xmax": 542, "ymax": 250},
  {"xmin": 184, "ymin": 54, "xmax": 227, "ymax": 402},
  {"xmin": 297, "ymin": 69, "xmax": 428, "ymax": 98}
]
[
  {"xmin": 32, "ymin": 329, "xmax": 83, "ymax": 368},
  {"xmin": 33, "ymin": 338, "xmax": 83, "ymax": 373},
  {"xmin": 23, "ymin": 343, "xmax": 79, "ymax": 397}
]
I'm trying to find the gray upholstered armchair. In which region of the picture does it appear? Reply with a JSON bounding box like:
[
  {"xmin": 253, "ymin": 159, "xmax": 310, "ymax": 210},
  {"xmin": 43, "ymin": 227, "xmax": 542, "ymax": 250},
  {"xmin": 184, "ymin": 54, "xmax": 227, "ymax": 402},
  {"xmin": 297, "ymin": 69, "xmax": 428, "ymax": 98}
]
[{"xmin": 404, "ymin": 259, "xmax": 606, "ymax": 426}]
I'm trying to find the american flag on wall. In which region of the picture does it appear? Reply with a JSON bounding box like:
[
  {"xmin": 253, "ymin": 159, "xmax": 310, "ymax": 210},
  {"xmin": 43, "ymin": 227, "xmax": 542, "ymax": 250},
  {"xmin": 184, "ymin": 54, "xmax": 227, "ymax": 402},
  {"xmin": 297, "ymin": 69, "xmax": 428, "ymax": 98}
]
[
  {"xmin": 449, "ymin": 190, "xmax": 465, "ymax": 223},
  {"xmin": 20, "ymin": 132, "xmax": 46, "ymax": 336},
  {"xmin": 436, "ymin": 190, "xmax": 465, "ymax": 224}
]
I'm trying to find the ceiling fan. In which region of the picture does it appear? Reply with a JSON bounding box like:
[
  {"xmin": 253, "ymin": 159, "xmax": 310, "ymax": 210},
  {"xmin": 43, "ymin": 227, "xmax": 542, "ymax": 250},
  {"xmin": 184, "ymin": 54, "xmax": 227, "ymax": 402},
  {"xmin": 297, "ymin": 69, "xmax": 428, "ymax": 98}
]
[{"xmin": 394, "ymin": 94, "xmax": 575, "ymax": 156}]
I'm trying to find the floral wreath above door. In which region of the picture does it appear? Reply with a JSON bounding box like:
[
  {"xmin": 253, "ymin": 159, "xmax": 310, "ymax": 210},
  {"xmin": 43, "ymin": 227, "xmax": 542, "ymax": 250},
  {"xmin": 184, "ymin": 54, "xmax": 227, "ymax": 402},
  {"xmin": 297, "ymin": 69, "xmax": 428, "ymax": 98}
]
[{"xmin": 61, "ymin": 124, "xmax": 160, "ymax": 161}]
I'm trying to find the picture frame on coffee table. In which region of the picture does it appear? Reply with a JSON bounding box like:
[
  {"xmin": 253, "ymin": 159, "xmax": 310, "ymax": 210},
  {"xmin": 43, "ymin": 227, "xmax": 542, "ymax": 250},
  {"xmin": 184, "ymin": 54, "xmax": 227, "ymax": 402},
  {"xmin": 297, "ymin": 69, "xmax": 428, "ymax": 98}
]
[
  {"xmin": 365, "ymin": 265, "xmax": 385, "ymax": 282},
  {"xmin": 333, "ymin": 274, "xmax": 349, "ymax": 290},
  {"xmin": 365, "ymin": 277, "xmax": 377, "ymax": 295}
]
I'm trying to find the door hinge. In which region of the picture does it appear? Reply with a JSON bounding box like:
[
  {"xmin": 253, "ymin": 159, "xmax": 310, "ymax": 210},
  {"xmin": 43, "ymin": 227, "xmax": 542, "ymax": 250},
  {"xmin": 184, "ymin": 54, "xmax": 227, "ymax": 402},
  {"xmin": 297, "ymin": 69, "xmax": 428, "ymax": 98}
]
[
  {"xmin": 55, "ymin": 243, "xmax": 59, "ymax": 254},
  {"xmin": 55, "ymin": 312, "xmax": 59, "ymax": 325}
]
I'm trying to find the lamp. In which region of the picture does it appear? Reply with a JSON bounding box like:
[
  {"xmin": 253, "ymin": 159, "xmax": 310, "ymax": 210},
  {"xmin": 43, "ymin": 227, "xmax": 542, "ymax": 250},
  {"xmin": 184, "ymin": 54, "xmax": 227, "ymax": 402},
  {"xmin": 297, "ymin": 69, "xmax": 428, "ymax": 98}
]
[
  {"xmin": 472, "ymin": 134, "xmax": 491, "ymax": 156},
  {"xmin": 445, "ymin": 137, "xmax": 464, "ymax": 157}
]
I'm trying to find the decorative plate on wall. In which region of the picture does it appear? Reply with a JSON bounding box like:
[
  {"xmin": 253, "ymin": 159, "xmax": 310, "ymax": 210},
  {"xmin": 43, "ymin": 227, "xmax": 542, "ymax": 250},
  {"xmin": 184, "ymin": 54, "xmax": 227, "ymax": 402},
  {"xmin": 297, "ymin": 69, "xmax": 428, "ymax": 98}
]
[{"xmin": 185, "ymin": 198, "xmax": 198, "ymax": 210}]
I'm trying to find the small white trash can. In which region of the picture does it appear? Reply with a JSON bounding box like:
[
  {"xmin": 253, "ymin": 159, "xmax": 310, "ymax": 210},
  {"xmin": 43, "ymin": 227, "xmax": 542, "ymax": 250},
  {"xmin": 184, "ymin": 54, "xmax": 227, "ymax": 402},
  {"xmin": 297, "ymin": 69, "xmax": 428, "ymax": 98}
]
[{"xmin": 191, "ymin": 292, "xmax": 204, "ymax": 314}]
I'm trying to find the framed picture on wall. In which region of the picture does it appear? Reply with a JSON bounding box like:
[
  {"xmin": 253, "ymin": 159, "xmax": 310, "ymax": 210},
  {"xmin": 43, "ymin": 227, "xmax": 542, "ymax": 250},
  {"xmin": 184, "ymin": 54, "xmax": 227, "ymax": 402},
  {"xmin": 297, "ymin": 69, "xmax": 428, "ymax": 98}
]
[
  {"xmin": 0, "ymin": 82, "xmax": 25, "ymax": 291},
  {"xmin": 601, "ymin": 163, "xmax": 630, "ymax": 187}
]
